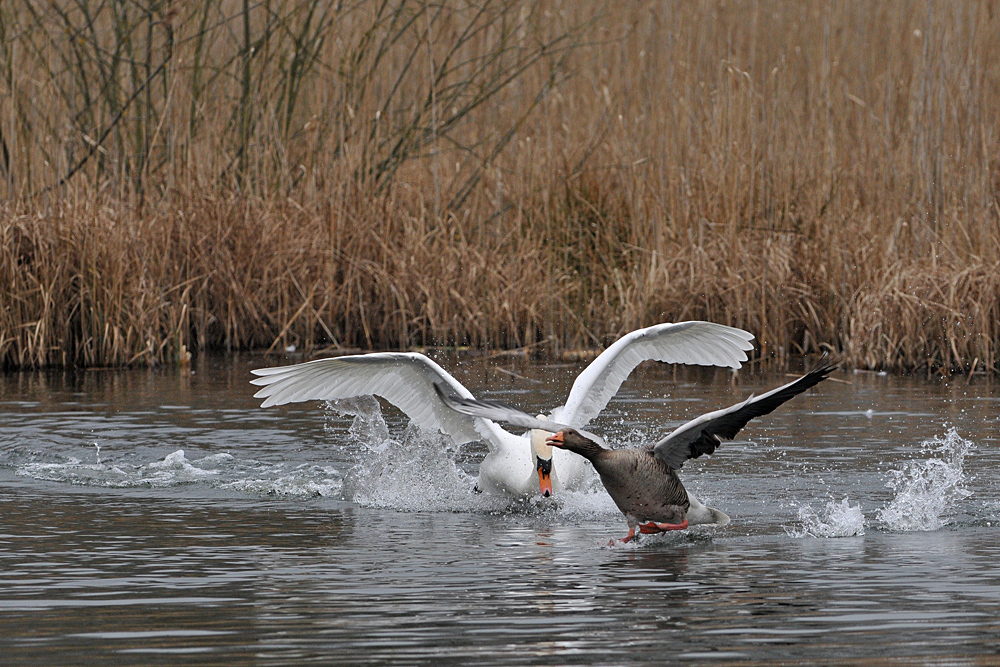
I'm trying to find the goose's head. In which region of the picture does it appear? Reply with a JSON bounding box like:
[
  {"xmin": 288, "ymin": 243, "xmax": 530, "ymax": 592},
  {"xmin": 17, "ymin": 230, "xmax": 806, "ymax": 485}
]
[
  {"xmin": 546, "ymin": 428, "xmax": 605, "ymax": 460},
  {"xmin": 530, "ymin": 416, "xmax": 556, "ymax": 497}
]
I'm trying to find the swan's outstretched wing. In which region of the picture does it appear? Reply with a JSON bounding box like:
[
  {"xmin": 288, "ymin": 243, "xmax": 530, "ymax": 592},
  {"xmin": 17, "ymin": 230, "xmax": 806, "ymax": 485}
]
[
  {"xmin": 433, "ymin": 384, "xmax": 608, "ymax": 448},
  {"xmin": 553, "ymin": 322, "xmax": 755, "ymax": 427},
  {"xmin": 652, "ymin": 363, "xmax": 836, "ymax": 469},
  {"xmin": 251, "ymin": 353, "xmax": 504, "ymax": 445}
]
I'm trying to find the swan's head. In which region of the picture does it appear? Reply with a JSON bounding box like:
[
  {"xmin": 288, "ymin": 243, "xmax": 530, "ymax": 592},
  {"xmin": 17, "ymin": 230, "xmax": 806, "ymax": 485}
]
[{"xmin": 530, "ymin": 415, "xmax": 556, "ymax": 497}]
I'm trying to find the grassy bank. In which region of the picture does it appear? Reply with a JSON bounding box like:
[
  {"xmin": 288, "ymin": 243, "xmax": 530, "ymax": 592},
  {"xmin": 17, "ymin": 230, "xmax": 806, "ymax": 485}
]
[{"xmin": 2, "ymin": 1, "xmax": 999, "ymax": 373}]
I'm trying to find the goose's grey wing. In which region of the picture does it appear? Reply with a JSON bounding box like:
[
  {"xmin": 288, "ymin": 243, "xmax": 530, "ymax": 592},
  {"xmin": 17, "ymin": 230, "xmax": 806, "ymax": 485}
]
[
  {"xmin": 552, "ymin": 321, "xmax": 755, "ymax": 427},
  {"xmin": 652, "ymin": 363, "xmax": 836, "ymax": 469},
  {"xmin": 251, "ymin": 353, "xmax": 504, "ymax": 445},
  {"xmin": 433, "ymin": 384, "xmax": 607, "ymax": 447}
]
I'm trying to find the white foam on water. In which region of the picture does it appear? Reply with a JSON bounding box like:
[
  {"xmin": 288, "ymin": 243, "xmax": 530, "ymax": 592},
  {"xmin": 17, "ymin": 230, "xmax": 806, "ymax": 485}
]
[
  {"xmin": 219, "ymin": 464, "xmax": 342, "ymax": 497},
  {"xmin": 147, "ymin": 449, "xmax": 219, "ymax": 477},
  {"xmin": 786, "ymin": 497, "xmax": 866, "ymax": 538},
  {"xmin": 876, "ymin": 427, "xmax": 975, "ymax": 531},
  {"xmin": 16, "ymin": 457, "xmax": 116, "ymax": 484},
  {"xmin": 16, "ymin": 448, "xmax": 223, "ymax": 487},
  {"xmin": 12, "ymin": 444, "xmax": 340, "ymax": 497}
]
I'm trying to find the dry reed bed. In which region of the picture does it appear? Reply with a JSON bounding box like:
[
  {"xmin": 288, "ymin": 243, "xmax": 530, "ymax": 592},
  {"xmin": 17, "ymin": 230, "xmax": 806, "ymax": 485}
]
[
  {"xmin": 4, "ymin": 191, "xmax": 997, "ymax": 374},
  {"xmin": 1, "ymin": 1, "xmax": 999, "ymax": 373}
]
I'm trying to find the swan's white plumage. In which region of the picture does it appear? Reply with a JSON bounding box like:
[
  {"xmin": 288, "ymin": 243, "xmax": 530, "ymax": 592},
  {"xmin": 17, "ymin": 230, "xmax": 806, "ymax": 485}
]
[
  {"xmin": 251, "ymin": 352, "xmax": 507, "ymax": 446},
  {"xmin": 250, "ymin": 321, "xmax": 754, "ymax": 498}
]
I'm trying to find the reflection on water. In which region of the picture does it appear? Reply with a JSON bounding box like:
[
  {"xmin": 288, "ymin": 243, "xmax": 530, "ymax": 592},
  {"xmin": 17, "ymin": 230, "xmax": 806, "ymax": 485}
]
[{"xmin": 1, "ymin": 354, "xmax": 999, "ymax": 665}]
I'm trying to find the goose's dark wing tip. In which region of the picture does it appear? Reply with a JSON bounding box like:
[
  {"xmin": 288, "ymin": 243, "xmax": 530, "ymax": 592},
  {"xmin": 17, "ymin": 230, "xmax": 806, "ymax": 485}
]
[
  {"xmin": 653, "ymin": 361, "xmax": 837, "ymax": 469},
  {"xmin": 432, "ymin": 381, "xmax": 450, "ymax": 403}
]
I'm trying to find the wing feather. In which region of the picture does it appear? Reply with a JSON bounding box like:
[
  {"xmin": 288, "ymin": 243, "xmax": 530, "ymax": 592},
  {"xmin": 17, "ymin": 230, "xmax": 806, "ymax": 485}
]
[
  {"xmin": 652, "ymin": 363, "xmax": 836, "ymax": 469},
  {"xmin": 554, "ymin": 321, "xmax": 755, "ymax": 427},
  {"xmin": 250, "ymin": 353, "xmax": 504, "ymax": 445}
]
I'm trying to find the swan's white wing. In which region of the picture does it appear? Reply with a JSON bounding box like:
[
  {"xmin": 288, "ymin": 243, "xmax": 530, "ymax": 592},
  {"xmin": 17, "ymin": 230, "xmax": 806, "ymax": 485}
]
[
  {"xmin": 553, "ymin": 321, "xmax": 755, "ymax": 427},
  {"xmin": 652, "ymin": 363, "xmax": 835, "ymax": 469},
  {"xmin": 433, "ymin": 384, "xmax": 608, "ymax": 448},
  {"xmin": 251, "ymin": 353, "xmax": 504, "ymax": 445}
]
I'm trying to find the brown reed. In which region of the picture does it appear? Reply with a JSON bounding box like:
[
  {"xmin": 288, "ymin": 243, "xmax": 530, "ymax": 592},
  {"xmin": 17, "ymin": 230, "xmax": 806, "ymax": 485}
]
[{"xmin": 1, "ymin": 1, "xmax": 999, "ymax": 373}]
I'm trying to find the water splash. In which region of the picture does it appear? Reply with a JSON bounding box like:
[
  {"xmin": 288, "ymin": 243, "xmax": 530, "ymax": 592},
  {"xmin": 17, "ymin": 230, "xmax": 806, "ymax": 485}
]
[
  {"xmin": 876, "ymin": 428, "xmax": 974, "ymax": 531},
  {"xmin": 326, "ymin": 395, "xmax": 390, "ymax": 445},
  {"xmin": 327, "ymin": 397, "xmax": 504, "ymax": 512},
  {"xmin": 342, "ymin": 424, "xmax": 492, "ymax": 512},
  {"xmin": 786, "ymin": 498, "xmax": 866, "ymax": 538}
]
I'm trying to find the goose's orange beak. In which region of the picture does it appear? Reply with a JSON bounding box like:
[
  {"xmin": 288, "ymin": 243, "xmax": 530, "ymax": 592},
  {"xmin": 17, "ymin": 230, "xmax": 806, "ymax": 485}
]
[{"xmin": 546, "ymin": 432, "xmax": 565, "ymax": 447}]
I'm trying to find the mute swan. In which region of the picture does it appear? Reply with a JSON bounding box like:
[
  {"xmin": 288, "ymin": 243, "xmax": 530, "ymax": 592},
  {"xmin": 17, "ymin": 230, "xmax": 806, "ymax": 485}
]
[
  {"xmin": 250, "ymin": 321, "xmax": 755, "ymax": 498},
  {"xmin": 436, "ymin": 363, "xmax": 835, "ymax": 542}
]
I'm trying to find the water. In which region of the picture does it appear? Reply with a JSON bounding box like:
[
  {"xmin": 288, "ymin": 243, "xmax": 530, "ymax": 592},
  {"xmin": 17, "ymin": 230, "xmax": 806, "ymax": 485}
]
[{"xmin": 2, "ymin": 355, "xmax": 999, "ymax": 666}]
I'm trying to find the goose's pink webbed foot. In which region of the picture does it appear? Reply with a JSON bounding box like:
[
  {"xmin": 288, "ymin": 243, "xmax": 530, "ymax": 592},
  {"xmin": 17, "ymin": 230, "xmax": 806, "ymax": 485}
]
[
  {"xmin": 638, "ymin": 519, "xmax": 689, "ymax": 534},
  {"xmin": 609, "ymin": 519, "xmax": 689, "ymax": 545}
]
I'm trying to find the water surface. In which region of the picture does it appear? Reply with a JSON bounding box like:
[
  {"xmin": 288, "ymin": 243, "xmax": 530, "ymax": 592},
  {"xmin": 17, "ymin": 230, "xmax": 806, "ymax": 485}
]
[{"xmin": 2, "ymin": 354, "xmax": 998, "ymax": 665}]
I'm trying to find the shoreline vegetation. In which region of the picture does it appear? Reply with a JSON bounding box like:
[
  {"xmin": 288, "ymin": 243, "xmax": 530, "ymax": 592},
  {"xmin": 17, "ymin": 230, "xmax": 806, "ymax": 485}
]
[{"xmin": 1, "ymin": 1, "xmax": 998, "ymax": 374}]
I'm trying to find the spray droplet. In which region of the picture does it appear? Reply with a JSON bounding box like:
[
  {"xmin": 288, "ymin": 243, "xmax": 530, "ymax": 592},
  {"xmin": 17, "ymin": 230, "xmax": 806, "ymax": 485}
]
[
  {"xmin": 876, "ymin": 428, "xmax": 974, "ymax": 531},
  {"xmin": 787, "ymin": 498, "xmax": 866, "ymax": 538}
]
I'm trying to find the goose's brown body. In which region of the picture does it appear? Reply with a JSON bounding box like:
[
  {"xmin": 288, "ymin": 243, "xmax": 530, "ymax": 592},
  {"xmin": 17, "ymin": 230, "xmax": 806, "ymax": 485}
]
[
  {"xmin": 591, "ymin": 448, "xmax": 689, "ymax": 527},
  {"xmin": 547, "ymin": 430, "xmax": 692, "ymax": 540}
]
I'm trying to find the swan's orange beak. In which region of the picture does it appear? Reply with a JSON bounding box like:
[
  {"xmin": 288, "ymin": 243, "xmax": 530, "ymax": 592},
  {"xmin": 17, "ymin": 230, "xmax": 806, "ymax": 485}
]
[{"xmin": 536, "ymin": 456, "xmax": 553, "ymax": 497}]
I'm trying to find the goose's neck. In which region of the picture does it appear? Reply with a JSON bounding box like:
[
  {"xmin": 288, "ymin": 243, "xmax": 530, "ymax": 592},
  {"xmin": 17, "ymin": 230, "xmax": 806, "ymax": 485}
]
[{"xmin": 561, "ymin": 436, "xmax": 607, "ymax": 462}]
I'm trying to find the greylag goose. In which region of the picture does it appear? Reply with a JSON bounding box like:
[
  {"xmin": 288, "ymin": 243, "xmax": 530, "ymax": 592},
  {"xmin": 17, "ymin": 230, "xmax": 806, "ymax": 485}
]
[
  {"xmin": 435, "ymin": 363, "xmax": 836, "ymax": 542},
  {"xmin": 250, "ymin": 321, "xmax": 754, "ymax": 498}
]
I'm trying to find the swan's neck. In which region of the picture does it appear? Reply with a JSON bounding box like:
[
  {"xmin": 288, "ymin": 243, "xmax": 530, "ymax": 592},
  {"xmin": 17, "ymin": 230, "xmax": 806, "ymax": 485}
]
[
  {"xmin": 530, "ymin": 421, "xmax": 559, "ymax": 496},
  {"xmin": 530, "ymin": 428, "xmax": 553, "ymax": 462}
]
